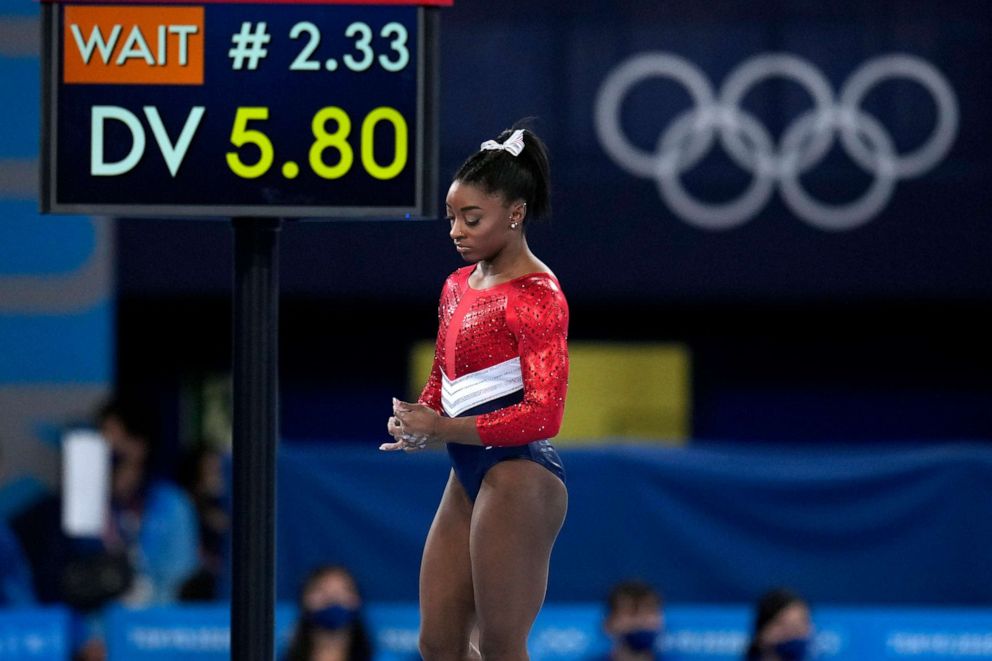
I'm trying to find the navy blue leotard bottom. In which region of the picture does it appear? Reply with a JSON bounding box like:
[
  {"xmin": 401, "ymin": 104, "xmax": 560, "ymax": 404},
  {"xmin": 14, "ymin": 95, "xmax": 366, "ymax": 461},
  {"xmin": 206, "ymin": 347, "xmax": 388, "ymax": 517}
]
[{"xmin": 445, "ymin": 391, "xmax": 566, "ymax": 501}]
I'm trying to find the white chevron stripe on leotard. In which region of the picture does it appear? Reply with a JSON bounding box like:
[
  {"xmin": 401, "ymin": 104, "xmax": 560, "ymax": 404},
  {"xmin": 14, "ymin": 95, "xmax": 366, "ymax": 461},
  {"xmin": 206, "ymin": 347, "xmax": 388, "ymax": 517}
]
[{"xmin": 441, "ymin": 357, "xmax": 523, "ymax": 417}]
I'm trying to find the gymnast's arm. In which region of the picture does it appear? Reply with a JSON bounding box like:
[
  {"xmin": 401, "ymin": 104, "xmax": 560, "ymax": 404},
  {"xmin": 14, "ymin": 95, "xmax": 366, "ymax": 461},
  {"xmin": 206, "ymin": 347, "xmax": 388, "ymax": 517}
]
[{"xmin": 471, "ymin": 281, "xmax": 569, "ymax": 446}]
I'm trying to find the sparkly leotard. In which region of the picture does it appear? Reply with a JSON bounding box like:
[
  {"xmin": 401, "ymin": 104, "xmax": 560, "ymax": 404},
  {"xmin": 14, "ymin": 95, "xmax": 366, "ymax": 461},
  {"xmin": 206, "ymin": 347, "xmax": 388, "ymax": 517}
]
[{"xmin": 418, "ymin": 265, "xmax": 568, "ymax": 499}]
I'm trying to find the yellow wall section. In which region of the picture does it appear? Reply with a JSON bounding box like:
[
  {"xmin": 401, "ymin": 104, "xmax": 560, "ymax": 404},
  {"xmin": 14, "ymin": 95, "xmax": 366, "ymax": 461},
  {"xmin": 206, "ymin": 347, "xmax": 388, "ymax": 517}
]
[{"xmin": 409, "ymin": 341, "xmax": 691, "ymax": 445}]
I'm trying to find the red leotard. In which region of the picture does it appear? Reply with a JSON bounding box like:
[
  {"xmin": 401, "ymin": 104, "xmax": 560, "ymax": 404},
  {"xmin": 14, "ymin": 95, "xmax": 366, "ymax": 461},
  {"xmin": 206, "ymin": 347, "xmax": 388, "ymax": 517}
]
[{"xmin": 418, "ymin": 265, "xmax": 569, "ymax": 446}]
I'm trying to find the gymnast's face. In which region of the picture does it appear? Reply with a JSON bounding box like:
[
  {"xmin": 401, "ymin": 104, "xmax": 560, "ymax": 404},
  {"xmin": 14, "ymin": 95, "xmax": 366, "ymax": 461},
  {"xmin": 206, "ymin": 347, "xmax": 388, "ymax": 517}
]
[{"xmin": 446, "ymin": 180, "xmax": 524, "ymax": 263}]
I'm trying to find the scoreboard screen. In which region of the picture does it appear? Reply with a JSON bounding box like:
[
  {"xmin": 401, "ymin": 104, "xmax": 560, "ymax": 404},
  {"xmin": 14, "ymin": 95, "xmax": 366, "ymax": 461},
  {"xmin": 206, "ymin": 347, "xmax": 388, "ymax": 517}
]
[{"xmin": 41, "ymin": 1, "xmax": 442, "ymax": 218}]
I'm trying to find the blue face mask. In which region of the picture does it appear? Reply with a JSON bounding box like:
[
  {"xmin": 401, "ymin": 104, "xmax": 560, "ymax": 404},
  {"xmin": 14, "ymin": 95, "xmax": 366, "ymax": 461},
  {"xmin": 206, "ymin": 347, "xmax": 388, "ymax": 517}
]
[
  {"xmin": 306, "ymin": 604, "xmax": 357, "ymax": 631},
  {"xmin": 773, "ymin": 637, "xmax": 810, "ymax": 660},
  {"xmin": 622, "ymin": 629, "xmax": 659, "ymax": 653}
]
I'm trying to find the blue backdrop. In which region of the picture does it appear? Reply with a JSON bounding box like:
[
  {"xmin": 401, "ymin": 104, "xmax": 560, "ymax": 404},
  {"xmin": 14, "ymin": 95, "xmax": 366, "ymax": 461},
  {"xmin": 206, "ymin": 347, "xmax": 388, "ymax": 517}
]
[{"xmin": 272, "ymin": 441, "xmax": 992, "ymax": 605}]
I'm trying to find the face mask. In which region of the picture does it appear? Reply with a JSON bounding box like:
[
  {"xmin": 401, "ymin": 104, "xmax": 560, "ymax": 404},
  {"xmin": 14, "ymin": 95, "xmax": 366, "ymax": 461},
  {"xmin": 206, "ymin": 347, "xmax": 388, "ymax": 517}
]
[
  {"xmin": 622, "ymin": 629, "xmax": 659, "ymax": 653},
  {"xmin": 773, "ymin": 637, "xmax": 810, "ymax": 661},
  {"xmin": 307, "ymin": 604, "xmax": 357, "ymax": 631}
]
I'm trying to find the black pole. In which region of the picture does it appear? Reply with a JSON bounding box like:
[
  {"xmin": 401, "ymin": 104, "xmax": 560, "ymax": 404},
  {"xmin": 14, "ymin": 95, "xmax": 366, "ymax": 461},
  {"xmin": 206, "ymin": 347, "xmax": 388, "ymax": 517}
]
[{"xmin": 231, "ymin": 217, "xmax": 282, "ymax": 661}]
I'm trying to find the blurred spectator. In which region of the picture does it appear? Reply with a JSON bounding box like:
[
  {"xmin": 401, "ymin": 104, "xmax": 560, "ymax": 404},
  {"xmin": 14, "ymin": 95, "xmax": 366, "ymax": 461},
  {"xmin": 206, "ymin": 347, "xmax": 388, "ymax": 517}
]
[
  {"xmin": 95, "ymin": 397, "xmax": 200, "ymax": 606},
  {"xmin": 743, "ymin": 588, "xmax": 813, "ymax": 661},
  {"xmin": 600, "ymin": 579, "xmax": 665, "ymax": 661},
  {"xmin": 178, "ymin": 445, "xmax": 230, "ymax": 601},
  {"xmin": 10, "ymin": 397, "xmax": 199, "ymax": 660},
  {"xmin": 0, "ymin": 443, "xmax": 36, "ymax": 607},
  {"xmin": 284, "ymin": 565, "xmax": 373, "ymax": 661}
]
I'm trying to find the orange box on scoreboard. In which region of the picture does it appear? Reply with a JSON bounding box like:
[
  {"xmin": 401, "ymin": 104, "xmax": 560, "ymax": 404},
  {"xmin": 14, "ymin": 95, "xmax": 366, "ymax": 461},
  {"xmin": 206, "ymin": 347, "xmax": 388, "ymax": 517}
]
[{"xmin": 64, "ymin": 5, "xmax": 204, "ymax": 85}]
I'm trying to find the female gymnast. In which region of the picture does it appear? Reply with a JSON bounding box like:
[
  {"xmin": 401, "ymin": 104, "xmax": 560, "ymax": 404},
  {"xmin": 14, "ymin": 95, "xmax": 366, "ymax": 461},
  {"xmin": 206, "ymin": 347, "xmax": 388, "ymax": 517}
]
[{"xmin": 380, "ymin": 125, "xmax": 569, "ymax": 661}]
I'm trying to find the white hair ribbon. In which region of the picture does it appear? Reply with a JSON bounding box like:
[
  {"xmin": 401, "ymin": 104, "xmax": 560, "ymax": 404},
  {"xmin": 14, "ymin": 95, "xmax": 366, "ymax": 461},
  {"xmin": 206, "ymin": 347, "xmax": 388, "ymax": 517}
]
[{"xmin": 480, "ymin": 129, "xmax": 526, "ymax": 157}]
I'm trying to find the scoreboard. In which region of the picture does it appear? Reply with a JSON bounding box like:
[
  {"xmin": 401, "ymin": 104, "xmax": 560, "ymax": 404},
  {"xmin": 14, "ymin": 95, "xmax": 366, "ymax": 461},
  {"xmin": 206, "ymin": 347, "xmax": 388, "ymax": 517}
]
[{"xmin": 41, "ymin": 0, "xmax": 445, "ymax": 218}]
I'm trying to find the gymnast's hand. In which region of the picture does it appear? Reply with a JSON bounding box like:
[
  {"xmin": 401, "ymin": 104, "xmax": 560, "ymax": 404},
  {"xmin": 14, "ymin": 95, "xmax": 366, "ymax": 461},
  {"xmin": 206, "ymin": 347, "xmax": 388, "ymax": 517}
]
[{"xmin": 380, "ymin": 398, "xmax": 440, "ymax": 452}]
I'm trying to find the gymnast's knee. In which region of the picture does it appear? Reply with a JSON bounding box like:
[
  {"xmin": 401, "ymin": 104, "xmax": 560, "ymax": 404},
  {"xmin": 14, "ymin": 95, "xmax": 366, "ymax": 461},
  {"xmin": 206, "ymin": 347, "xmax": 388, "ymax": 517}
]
[
  {"xmin": 477, "ymin": 632, "xmax": 528, "ymax": 661},
  {"xmin": 419, "ymin": 629, "xmax": 475, "ymax": 661}
]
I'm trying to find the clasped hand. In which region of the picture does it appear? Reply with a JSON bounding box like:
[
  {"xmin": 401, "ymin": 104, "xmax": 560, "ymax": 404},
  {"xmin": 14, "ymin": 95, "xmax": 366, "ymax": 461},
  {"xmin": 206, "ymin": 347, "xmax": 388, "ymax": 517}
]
[{"xmin": 380, "ymin": 397, "xmax": 440, "ymax": 452}]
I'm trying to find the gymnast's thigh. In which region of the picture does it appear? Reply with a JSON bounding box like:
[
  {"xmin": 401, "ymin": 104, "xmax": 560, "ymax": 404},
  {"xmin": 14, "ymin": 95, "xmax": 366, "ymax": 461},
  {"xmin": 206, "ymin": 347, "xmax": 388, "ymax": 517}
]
[{"xmin": 470, "ymin": 459, "xmax": 568, "ymax": 654}]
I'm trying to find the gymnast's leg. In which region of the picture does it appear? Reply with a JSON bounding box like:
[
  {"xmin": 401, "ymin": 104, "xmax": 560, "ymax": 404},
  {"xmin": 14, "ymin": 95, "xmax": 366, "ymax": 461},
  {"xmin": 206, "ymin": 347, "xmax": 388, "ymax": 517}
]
[
  {"xmin": 419, "ymin": 470, "xmax": 481, "ymax": 661},
  {"xmin": 470, "ymin": 460, "xmax": 568, "ymax": 661}
]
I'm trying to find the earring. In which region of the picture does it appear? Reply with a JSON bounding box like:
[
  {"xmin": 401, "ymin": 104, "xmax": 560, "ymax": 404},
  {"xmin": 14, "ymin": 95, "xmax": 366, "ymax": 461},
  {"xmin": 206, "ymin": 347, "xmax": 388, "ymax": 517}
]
[{"xmin": 510, "ymin": 222, "xmax": 519, "ymax": 229}]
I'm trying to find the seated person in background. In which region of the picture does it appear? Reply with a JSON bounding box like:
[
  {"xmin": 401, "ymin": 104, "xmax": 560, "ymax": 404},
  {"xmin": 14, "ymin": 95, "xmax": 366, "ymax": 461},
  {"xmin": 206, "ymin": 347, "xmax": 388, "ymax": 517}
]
[
  {"xmin": 96, "ymin": 397, "xmax": 200, "ymax": 606},
  {"xmin": 11, "ymin": 397, "xmax": 200, "ymax": 660},
  {"xmin": 601, "ymin": 579, "xmax": 665, "ymax": 661},
  {"xmin": 284, "ymin": 565, "xmax": 373, "ymax": 661},
  {"xmin": 743, "ymin": 587, "xmax": 814, "ymax": 661},
  {"xmin": 73, "ymin": 397, "xmax": 203, "ymax": 661},
  {"xmin": 178, "ymin": 444, "xmax": 230, "ymax": 602}
]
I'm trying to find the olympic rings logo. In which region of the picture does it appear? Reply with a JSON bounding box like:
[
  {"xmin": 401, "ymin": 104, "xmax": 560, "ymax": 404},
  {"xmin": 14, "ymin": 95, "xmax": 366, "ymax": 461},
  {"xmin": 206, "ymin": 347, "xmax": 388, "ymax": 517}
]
[{"xmin": 594, "ymin": 53, "xmax": 959, "ymax": 231}]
